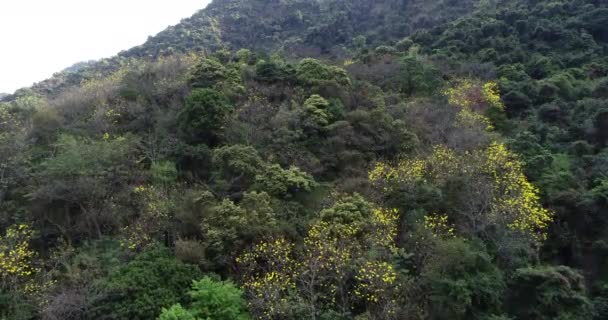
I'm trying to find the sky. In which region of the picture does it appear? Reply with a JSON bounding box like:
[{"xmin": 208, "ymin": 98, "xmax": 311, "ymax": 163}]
[{"xmin": 0, "ymin": 0, "xmax": 211, "ymax": 93}]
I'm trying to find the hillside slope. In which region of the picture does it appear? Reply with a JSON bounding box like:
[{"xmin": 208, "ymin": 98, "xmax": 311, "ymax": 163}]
[{"xmin": 1, "ymin": 0, "xmax": 608, "ymax": 319}]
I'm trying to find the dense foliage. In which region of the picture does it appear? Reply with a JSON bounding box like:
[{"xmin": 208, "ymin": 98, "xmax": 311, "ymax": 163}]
[{"xmin": 1, "ymin": 0, "xmax": 608, "ymax": 319}]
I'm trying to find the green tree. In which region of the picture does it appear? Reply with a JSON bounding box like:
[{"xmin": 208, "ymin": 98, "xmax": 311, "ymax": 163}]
[
  {"xmin": 304, "ymin": 94, "xmax": 331, "ymax": 127},
  {"xmin": 33, "ymin": 134, "xmax": 138, "ymax": 240},
  {"xmin": 188, "ymin": 277, "xmax": 250, "ymax": 320},
  {"xmin": 255, "ymin": 60, "xmax": 296, "ymax": 83},
  {"xmin": 352, "ymin": 35, "xmax": 367, "ymax": 49},
  {"xmin": 189, "ymin": 57, "xmax": 244, "ymax": 99},
  {"xmin": 507, "ymin": 266, "xmax": 592, "ymax": 320},
  {"xmin": 0, "ymin": 103, "xmax": 28, "ymax": 214},
  {"xmin": 255, "ymin": 164, "xmax": 316, "ymax": 198},
  {"xmin": 296, "ymin": 58, "xmax": 350, "ymax": 86},
  {"xmin": 158, "ymin": 304, "xmax": 195, "ymax": 320},
  {"xmin": 236, "ymin": 49, "xmax": 252, "ymax": 65},
  {"xmin": 212, "ymin": 144, "xmax": 265, "ymax": 193},
  {"xmin": 422, "ymin": 239, "xmax": 505, "ymax": 320},
  {"xmin": 159, "ymin": 277, "xmax": 250, "ymax": 320},
  {"xmin": 151, "ymin": 161, "xmax": 178, "ymax": 185},
  {"xmin": 89, "ymin": 245, "xmax": 202, "ymax": 320},
  {"xmin": 178, "ymin": 88, "xmax": 232, "ymax": 145},
  {"xmin": 190, "ymin": 58, "xmax": 227, "ymax": 89},
  {"xmin": 201, "ymin": 192, "xmax": 277, "ymax": 269}
]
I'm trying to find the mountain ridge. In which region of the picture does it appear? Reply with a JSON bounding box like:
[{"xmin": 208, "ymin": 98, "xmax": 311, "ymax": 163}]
[{"xmin": 8, "ymin": 0, "xmax": 479, "ymax": 99}]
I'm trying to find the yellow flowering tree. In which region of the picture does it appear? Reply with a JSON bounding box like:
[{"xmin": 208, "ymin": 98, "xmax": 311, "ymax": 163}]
[
  {"xmin": 237, "ymin": 195, "xmax": 401, "ymax": 319},
  {"xmin": 353, "ymin": 260, "xmax": 399, "ymax": 318},
  {"xmin": 236, "ymin": 238, "xmax": 298, "ymax": 319},
  {"xmin": 369, "ymin": 142, "xmax": 552, "ymax": 244},
  {"xmin": 0, "ymin": 224, "xmax": 39, "ymax": 291},
  {"xmin": 121, "ymin": 184, "xmax": 173, "ymax": 251},
  {"xmin": 307, "ymin": 199, "xmax": 401, "ymax": 318},
  {"xmin": 299, "ymin": 219, "xmax": 359, "ymax": 316},
  {"xmin": 484, "ymin": 142, "xmax": 552, "ymax": 240},
  {"xmin": 444, "ymin": 79, "xmax": 506, "ymax": 131}
]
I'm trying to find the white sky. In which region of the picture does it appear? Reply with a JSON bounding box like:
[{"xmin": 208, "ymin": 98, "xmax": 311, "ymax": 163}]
[{"xmin": 0, "ymin": 0, "xmax": 211, "ymax": 93}]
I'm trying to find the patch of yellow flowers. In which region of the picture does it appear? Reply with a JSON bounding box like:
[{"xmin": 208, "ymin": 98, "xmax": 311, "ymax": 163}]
[
  {"xmin": 354, "ymin": 261, "xmax": 398, "ymax": 304},
  {"xmin": 0, "ymin": 224, "xmax": 39, "ymax": 280},
  {"xmin": 485, "ymin": 142, "xmax": 552, "ymax": 241},
  {"xmin": 424, "ymin": 214, "xmax": 455, "ymax": 239},
  {"xmin": 444, "ymin": 79, "xmax": 505, "ymax": 131}
]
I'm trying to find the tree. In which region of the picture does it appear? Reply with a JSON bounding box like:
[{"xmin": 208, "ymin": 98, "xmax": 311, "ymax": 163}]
[
  {"xmin": 159, "ymin": 277, "xmax": 250, "ymax": 320},
  {"xmin": 255, "ymin": 164, "xmax": 317, "ymax": 199},
  {"xmin": 237, "ymin": 237, "xmax": 298, "ymax": 319},
  {"xmin": 397, "ymin": 56, "xmax": 441, "ymax": 96},
  {"xmin": 121, "ymin": 184, "xmax": 175, "ymax": 251},
  {"xmin": 304, "ymin": 94, "xmax": 331, "ymax": 127},
  {"xmin": 212, "ymin": 145, "xmax": 265, "ymax": 194},
  {"xmin": 369, "ymin": 142, "xmax": 552, "ymax": 245},
  {"xmin": 0, "ymin": 224, "xmax": 41, "ymax": 319},
  {"xmin": 296, "ymin": 58, "xmax": 351, "ymax": 87},
  {"xmin": 352, "ymin": 35, "xmax": 367, "ymax": 49},
  {"xmin": 236, "ymin": 49, "xmax": 252, "ymax": 65},
  {"xmin": 201, "ymin": 192, "xmax": 277, "ymax": 270},
  {"xmin": 33, "ymin": 134, "xmax": 139, "ymax": 240},
  {"xmin": 158, "ymin": 304, "xmax": 195, "ymax": 320},
  {"xmin": 0, "ymin": 100, "xmax": 31, "ymax": 216},
  {"xmin": 254, "ymin": 59, "xmax": 296, "ymax": 83},
  {"xmin": 422, "ymin": 238, "xmax": 505, "ymax": 320},
  {"xmin": 507, "ymin": 266, "xmax": 592, "ymax": 320},
  {"xmin": 190, "ymin": 58, "xmax": 227, "ymax": 89},
  {"xmin": 306, "ymin": 201, "xmax": 401, "ymax": 318},
  {"xmin": 150, "ymin": 161, "xmax": 179, "ymax": 186},
  {"xmin": 444, "ymin": 79, "xmax": 506, "ymax": 131},
  {"xmin": 188, "ymin": 277, "xmax": 250, "ymax": 320},
  {"xmin": 178, "ymin": 88, "xmax": 232, "ymax": 145},
  {"xmin": 189, "ymin": 57, "xmax": 244, "ymax": 99},
  {"xmin": 0, "ymin": 224, "xmax": 39, "ymax": 287},
  {"xmin": 89, "ymin": 245, "xmax": 202, "ymax": 320},
  {"xmin": 238, "ymin": 195, "xmax": 401, "ymax": 319}
]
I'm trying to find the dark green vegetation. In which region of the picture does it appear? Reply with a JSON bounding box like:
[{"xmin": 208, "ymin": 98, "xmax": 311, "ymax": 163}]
[{"xmin": 1, "ymin": 0, "xmax": 608, "ymax": 319}]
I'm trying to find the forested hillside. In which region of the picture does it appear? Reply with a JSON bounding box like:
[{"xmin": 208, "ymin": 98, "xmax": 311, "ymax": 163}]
[{"xmin": 1, "ymin": 0, "xmax": 607, "ymax": 319}]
